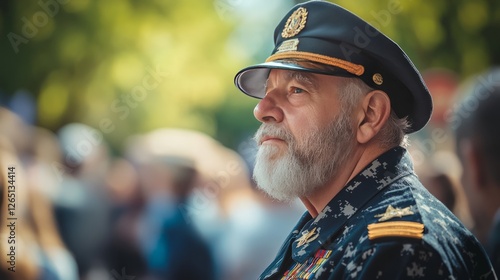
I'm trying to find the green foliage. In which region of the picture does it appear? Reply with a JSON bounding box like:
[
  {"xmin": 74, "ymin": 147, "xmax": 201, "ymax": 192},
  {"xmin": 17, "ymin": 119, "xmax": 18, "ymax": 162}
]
[
  {"xmin": 1, "ymin": 0, "xmax": 499, "ymax": 151},
  {"xmin": 328, "ymin": 0, "xmax": 500, "ymax": 77},
  {"xmin": 0, "ymin": 0, "xmax": 254, "ymax": 150}
]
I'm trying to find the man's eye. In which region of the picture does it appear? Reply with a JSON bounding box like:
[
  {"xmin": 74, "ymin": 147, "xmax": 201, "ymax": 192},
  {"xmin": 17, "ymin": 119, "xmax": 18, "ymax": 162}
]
[{"xmin": 291, "ymin": 87, "xmax": 305, "ymax": 94}]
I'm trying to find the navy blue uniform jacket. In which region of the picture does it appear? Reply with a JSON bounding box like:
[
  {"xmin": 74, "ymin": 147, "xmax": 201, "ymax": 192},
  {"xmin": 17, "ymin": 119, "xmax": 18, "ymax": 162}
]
[{"xmin": 260, "ymin": 147, "xmax": 497, "ymax": 280}]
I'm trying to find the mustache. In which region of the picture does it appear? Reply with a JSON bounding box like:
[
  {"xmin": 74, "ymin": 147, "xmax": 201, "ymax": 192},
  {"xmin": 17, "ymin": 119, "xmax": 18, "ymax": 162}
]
[{"xmin": 253, "ymin": 124, "xmax": 294, "ymax": 144}]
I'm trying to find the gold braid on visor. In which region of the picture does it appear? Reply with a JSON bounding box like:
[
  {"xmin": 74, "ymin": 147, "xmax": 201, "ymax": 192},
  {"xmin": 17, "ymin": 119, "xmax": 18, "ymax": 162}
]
[{"xmin": 265, "ymin": 51, "xmax": 365, "ymax": 76}]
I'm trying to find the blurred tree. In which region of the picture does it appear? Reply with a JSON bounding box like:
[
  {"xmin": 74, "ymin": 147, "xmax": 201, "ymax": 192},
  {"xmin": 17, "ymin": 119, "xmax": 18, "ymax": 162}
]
[
  {"xmin": 322, "ymin": 0, "xmax": 500, "ymax": 78},
  {"xmin": 0, "ymin": 0, "xmax": 258, "ymax": 150},
  {"xmin": 1, "ymin": 0, "xmax": 499, "ymax": 151}
]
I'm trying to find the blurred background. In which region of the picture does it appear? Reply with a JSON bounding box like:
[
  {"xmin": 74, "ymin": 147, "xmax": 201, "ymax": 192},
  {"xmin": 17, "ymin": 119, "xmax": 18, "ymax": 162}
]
[{"xmin": 0, "ymin": 0, "xmax": 499, "ymax": 279}]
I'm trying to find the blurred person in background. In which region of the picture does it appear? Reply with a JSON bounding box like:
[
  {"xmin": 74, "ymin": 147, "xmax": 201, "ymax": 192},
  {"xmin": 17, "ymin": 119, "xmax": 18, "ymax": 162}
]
[
  {"xmin": 0, "ymin": 107, "xmax": 79, "ymax": 279},
  {"xmin": 216, "ymin": 138, "xmax": 304, "ymax": 280},
  {"xmin": 217, "ymin": 182, "xmax": 305, "ymax": 280},
  {"xmin": 24, "ymin": 179, "xmax": 79, "ymax": 280},
  {"xmin": 233, "ymin": 1, "xmax": 496, "ymax": 278},
  {"xmin": 123, "ymin": 127, "xmax": 263, "ymax": 279},
  {"xmin": 55, "ymin": 123, "xmax": 113, "ymax": 279},
  {"xmin": 25, "ymin": 126, "xmax": 80, "ymax": 280},
  {"xmin": 0, "ymin": 136, "xmax": 40, "ymax": 280},
  {"xmin": 103, "ymin": 156, "xmax": 148, "ymax": 279},
  {"xmin": 0, "ymin": 131, "xmax": 78, "ymax": 279},
  {"xmin": 412, "ymin": 149, "xmax": 474, "ymax": 228},
  {"xmin": 135, "ymin": 154, "xmax": 216, "ymax": 280},
  {"xmin": 453, "ymin": 67, "xmax": 500, "ymax": 274}
]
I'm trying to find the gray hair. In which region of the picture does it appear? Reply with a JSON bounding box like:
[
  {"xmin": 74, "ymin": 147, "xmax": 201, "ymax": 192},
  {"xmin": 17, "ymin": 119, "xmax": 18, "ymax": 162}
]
[
  {"xmin": 337, "ymin": 77, "xmax": 410, "ymax": 148},
  {"xmin": 276, "ymin": 59, "xmax": 410, "ymax": 148}
]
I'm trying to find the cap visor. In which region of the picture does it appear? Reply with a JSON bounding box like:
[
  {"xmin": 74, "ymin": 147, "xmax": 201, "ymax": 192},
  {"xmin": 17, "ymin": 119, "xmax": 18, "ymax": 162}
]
[{"xmin": 234, "ymin": 61, "xmax": 353, "ymax": 98}]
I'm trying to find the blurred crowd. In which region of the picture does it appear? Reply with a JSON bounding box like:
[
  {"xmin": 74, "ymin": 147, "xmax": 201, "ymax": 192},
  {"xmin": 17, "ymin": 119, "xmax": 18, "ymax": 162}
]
[
  {"xmin": 0, "ymin": 67, "xmax": 499, "ymax": 279},
  {"xmin": 0, "ymin": 109, "xmax": 304, "ymax": 280}
]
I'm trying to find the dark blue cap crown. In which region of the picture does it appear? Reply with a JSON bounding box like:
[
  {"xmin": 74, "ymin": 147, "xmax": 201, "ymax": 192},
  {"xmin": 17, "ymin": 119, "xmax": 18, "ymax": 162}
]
[{"xmin": 234, "ymin": 0, "xmax": 433, "ymax": 133}]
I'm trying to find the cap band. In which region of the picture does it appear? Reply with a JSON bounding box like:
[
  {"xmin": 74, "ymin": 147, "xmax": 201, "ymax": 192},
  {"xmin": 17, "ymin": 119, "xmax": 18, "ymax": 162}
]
[{"xmin": 265, "ymin": 51, "xmax": 365, "ymax": 76}]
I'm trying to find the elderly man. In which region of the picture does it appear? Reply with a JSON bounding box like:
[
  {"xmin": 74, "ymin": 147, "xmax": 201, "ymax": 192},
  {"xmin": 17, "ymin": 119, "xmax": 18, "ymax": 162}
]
[{"xmin": 234, "ymin": 1, "xmax": 497, "ymax": 279}]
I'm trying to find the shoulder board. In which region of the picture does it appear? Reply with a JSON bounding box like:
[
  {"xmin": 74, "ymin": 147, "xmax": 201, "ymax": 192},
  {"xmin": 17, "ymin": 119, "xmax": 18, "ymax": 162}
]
[{"xmin": 367, "ymin": 221, "xmax": 424, "ymax": 240}]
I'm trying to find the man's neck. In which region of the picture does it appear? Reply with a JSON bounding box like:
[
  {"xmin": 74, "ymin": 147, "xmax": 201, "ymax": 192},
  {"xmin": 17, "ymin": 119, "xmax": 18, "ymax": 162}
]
[{"xmin": 301, "ymin": 144, "xmax": 391, "ymax": 218}]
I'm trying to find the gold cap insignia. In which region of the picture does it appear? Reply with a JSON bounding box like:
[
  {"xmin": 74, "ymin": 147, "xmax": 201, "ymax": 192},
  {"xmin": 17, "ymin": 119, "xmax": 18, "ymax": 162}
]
[
  {"xmin": 373, "ymin": 73, "xmax": 383, "ymax": 85},
  {"xmin": 374, "ymin": 205, "xmax": 414, "ymax": 222},
  {"xmin": 281, "ymin": 7, "xmax": 308, "ymax": 38},
  {"xmin": 296, "ymin": 227, "xmax": 319, "ymax": 247},
  {"xmin": 368, "ymin": 221, "xmax": 424, "ymax": 240}
]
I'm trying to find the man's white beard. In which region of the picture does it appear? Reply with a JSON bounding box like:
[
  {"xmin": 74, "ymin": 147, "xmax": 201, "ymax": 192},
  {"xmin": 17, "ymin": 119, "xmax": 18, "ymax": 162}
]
[{"xmin": 253, "ymin": 111, "xmax": 355, "ymax": 201}]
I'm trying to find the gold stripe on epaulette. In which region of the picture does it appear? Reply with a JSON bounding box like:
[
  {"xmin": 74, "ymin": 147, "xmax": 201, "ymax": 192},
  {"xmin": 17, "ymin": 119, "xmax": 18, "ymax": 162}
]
[
  {"xmin": 367, "ymin": 221, "xmax": 424, "ymax": 240},
  {"xmin": 369, "ymin": 231, "xmax": 423, "ymax": 240},
  {"xmin": 368, "ymin": 221, "xmax": 424, "ymax": 230}
]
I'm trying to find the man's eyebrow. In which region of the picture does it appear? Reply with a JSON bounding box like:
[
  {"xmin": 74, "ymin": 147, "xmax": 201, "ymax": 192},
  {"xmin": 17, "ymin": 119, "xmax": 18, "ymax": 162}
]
[
  {"xmin": 264, "ymin": 70, "xmax": 319, "ymax": 92},
  {"xmin": 287, "ymin": 71, "xmax": 318, "ymax": 91}
]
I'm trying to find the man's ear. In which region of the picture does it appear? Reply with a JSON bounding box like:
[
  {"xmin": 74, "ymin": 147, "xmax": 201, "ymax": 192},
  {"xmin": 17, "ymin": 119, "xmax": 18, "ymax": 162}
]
[
  {"xmin": 356, "ymin": 90, "xmax": 391, "ymax": 144},
  {"xmin": 460, "ymin": 139, "xmax": 487, "ymax": 190}
]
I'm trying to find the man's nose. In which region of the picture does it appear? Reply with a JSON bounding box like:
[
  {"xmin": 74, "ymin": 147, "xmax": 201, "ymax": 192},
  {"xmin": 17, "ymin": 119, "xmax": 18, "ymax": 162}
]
[{"xmin": 253, "ymin": 92, "xmax": 284, "ymax": 123}]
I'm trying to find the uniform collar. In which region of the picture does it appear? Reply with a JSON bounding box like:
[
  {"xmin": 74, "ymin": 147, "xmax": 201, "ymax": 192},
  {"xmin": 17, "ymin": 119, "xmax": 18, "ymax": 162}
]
[{"xmin": 289, "ymin": 146, "xmax": 414, "ymax": 263}]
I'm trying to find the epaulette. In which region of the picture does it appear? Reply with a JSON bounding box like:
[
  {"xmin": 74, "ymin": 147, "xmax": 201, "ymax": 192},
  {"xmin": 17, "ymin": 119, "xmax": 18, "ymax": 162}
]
[{"xmin": 367, "ymin": 221, "xmax": 424, "ymax": 240}]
